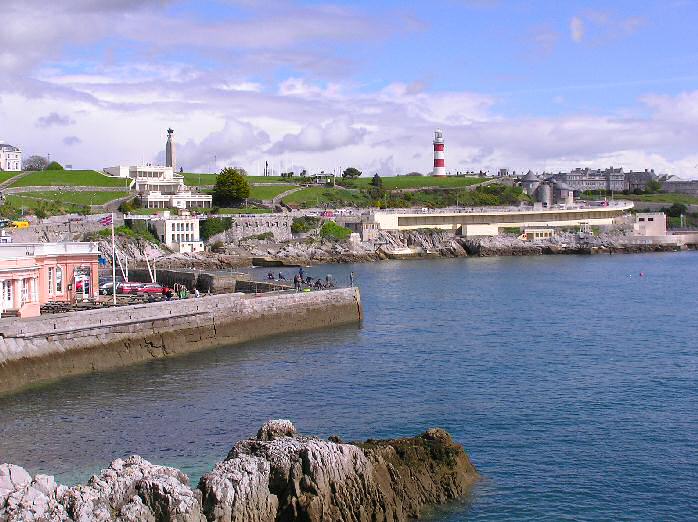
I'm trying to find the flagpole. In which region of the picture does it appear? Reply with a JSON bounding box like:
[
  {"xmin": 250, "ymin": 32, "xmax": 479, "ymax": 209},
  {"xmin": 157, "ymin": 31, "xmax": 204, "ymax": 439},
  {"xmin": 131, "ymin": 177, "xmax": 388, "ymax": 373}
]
[{"xmin": 111, "ymin": 212, "xmax": 117, "ymax": 305}]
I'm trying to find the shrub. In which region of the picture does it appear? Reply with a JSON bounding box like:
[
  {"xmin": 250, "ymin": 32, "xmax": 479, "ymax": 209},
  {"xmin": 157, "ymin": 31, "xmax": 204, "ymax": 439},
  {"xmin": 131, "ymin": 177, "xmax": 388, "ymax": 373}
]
[
  {"xmin": 241, "ymin": 231, "xmax": 274, "ymax": 241},
  {"xmin": 46, "ymin": 161, "xmax": 64, "ymax": 170},
  {"xmin": 200, "ymin": 217, "xmax": 232, "ymax": 240},
  {"xmin": 320, "ymin": 221, "xmax": 351, "ymax": 240},
  {"xmin": 291, "ymin": 216, "xmax": 321, "ymax": 233}
]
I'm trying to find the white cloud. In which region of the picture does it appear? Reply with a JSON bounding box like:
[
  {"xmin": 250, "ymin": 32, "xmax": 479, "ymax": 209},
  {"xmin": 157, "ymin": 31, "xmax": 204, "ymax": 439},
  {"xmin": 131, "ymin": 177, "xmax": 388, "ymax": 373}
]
[
  {"xmin": 570, "ymin": 16, "xmax": 585, "ymax": 43},
  {"xmin": 36, "ymin": 112, "xmax": 75, "ymax": 128},
  {"xmin": 268, "ymin": 118, "xmax": 367, "ymax": 154}
]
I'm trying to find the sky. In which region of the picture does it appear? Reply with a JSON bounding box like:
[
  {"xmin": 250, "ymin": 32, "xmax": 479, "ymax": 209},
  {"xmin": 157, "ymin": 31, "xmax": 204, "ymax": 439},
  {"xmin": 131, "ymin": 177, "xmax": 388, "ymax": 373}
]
[{"xmin": 2, "ymin": 0, "xmax": 698, "ymax": 177}]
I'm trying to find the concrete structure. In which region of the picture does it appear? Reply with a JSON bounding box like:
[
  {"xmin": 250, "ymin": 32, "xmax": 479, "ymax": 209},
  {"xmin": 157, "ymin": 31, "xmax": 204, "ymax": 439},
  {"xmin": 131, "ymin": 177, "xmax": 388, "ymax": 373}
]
[
  {"xmin": 0, "ymin": 142, "xmax": 22, "ymax": 172},
  {"xmin": 337, "ymin": 217, "xmax": 379, "ymax": 242},
  {"xmin": 369, "ymin": 201, "xmax": 633, "ymax": 237},
  {"xmin": 0, "ymin": 287, "xmax": 362, "ymax": 395},
  {"xmin": 165, "ymin": 128, "xmax": 176, "ymax": 171},
  {"xmin": 661, "ymin": 179, "xmax": 698, "ymax": 196},
  {"xmin": 432, "ymin": 129, "xmax": 445, "ymax": 177},
  {"xmin": 150, "ymin": 212, "xmax": 204, "ymax": 253},
  {"xmin": 0, "ymin": 242, "xmax": 100, "ymax": 318},
  {"xmin": 103, "ymin": 164, "xmax": 212, "ymax": 209},
  {"xmin": 634, "ymin": 212, "xmax": 667, "ymax": 237}
]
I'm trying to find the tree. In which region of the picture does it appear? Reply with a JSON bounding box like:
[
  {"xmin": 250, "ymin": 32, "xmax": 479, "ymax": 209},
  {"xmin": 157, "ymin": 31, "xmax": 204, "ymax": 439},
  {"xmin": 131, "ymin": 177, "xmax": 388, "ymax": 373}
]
[
  {"xmin": 666, "ymin": 203, "xmax": 687, "ymax": 218},
  {"xmin": 23, "ymin": 155, "xmax": 48, "ymax": 171},
  {"xmin": 371, "ymin": 173, "xmax": 383, "ymax": 187},
  {"xmin": 342, "ymin": 167, "xmax": 362, "ymax": 179},
  {"xmin": 46, "ymin": 161, "xmax": 64, "ymax": 170},
  {"xmin": 645, "ymin": 179, "xmax": 662, "ymax": 193},
  {"xmin": 212, "ymin": 167, "xmax": 250, "ymax": 206}
]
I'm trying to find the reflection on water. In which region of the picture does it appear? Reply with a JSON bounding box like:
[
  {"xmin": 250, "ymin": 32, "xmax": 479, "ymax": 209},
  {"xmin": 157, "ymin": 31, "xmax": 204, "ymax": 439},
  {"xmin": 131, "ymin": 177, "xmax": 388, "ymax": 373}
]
[{"xmin": 2, "ymin": 253, "xmax": 698, "ymax": 520}]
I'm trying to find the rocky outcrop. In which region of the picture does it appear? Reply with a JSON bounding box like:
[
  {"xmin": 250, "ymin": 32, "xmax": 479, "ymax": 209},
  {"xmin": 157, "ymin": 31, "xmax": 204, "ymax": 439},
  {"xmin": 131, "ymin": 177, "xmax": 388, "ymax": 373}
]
[
  {"xmin": 198, "ymin": 419, "xmax": 478, "ymax": 521},
  {"xmin": 0, "ymin": 421, "xmax": 478, "ymax": 522}
]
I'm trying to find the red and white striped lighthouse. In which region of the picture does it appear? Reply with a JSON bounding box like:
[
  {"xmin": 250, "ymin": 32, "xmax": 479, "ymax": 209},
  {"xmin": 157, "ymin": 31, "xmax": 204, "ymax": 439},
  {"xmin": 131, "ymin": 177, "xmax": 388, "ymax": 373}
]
[{"xmin": 432, "ymin": 129, "xmax": 445, "ymax": 176}]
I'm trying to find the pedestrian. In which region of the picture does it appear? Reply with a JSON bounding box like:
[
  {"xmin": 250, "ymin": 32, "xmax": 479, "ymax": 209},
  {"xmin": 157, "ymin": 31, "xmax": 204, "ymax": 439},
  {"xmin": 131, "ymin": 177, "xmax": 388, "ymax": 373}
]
[
  {"xmin": 350, "ymin": 271, "xmax": 354, "ymax": 287},
  {"xmin": 194, "ymin": 288, "xmax": 200, "ymax": 298},
  {"xmin": 299, "ymin": 267, "xmax": 304, "ymax": 279},
  {"xmin": 278, "ymin": 272, "xmax": 286, "ymax": 281}
]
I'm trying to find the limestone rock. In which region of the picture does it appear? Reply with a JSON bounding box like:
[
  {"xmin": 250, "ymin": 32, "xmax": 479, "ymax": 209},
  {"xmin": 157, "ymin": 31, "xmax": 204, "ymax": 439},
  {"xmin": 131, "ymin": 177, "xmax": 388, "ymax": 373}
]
[
  {"xmin": 256, "ymin": 420, "xmax": 297, "ymax": 441},
  {"xmin": 199, "ymin": 422, "xmax": 479, "ymax": 522},
  {"xmin": 62, "ymin": 455, "xmax": 204, "ymax": 522},
  {"xmin": 0, "ymin": 464, "xmax": 70, "ymax": 521}
]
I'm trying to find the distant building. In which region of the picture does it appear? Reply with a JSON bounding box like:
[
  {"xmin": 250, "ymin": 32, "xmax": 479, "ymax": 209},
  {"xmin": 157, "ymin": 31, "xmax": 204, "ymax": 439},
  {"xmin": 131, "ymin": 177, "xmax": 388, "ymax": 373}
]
[
  {"xmin": 661, "ymin": 179, "xmax": 698, "ymax": 196},
  {"xmin": 520, "ymin": 171, "xmax": 574, "ymax": 207},
  {"xmin": 149, "ymin": 212, "xmax": 204, "ymax": 253},
  {"xmin": 550, "ymin": 167, "xmax": 657, "ymax": 192},
  {"xmin": 521, "ymin": 228, "xmax": 554, "ymax": 241},
  {"xmin": 0, "ymin": 142, "xmax": 22, "ymax": 172},
  {"xmin": 103, "ymin": 164, "xmax": 212, "ymax": 209}
]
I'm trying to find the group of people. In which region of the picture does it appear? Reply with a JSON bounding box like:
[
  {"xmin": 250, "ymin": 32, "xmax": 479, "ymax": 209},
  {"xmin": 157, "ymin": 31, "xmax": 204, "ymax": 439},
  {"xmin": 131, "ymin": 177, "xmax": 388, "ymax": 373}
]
[{"xmin": 266, "ymin": 268, "xmax": 355, "ymax": 291}]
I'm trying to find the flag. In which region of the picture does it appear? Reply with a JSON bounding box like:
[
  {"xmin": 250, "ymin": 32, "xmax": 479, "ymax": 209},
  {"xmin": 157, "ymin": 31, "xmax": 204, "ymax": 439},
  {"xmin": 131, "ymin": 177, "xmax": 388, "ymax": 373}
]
[{"xmin": 99, "ymin": 215, "xmax": 112, "ymax": 227}]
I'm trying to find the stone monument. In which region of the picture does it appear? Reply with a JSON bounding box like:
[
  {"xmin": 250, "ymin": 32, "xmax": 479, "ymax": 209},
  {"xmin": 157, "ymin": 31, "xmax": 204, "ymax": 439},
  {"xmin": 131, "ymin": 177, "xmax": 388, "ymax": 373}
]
[{"xmin": 165, "ymin": 128, "xmax": 176, "ymax": 171}]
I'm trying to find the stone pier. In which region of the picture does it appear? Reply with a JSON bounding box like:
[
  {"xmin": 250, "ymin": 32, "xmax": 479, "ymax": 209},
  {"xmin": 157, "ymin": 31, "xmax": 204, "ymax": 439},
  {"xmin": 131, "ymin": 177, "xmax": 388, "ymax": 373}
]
[{"xmin": 0, "ymin": 287, "xmax": 362, "ymax": 395}]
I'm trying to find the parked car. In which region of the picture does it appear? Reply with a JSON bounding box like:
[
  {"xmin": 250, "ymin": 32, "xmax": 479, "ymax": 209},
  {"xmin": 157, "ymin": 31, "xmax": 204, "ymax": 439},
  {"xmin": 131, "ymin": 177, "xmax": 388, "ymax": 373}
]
[
  {"xmin": 137, "ymin": 283, "xmax": 164, "ymax": 295},
  {"xmin": 99, "ymin": 282, "xmax": 115, "ymax": 295},
  {"xmin": 116, "ymin": 282, "xmax": 145, "ymax": 294}
]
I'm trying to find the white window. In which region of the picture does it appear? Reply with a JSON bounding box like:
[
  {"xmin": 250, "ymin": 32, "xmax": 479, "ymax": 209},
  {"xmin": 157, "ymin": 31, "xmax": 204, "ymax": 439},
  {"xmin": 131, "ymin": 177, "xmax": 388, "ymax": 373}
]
[
  {"xmin": 56, "ymin": 267, "xmax": 63, "ymax": 293},
  {"xmin": 48, "ymin": 267, "xmax": 54, "ymax": 295}
]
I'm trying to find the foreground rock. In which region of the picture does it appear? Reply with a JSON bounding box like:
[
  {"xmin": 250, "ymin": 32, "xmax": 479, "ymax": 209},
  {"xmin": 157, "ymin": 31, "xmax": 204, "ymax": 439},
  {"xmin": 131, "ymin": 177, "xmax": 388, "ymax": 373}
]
[{"xmin": 1, "ymin": 421, "xmax": 478, "ymax": 522}]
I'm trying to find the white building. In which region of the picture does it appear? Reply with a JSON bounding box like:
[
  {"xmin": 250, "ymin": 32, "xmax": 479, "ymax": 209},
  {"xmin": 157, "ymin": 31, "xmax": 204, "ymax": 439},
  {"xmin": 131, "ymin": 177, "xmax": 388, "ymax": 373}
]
[
  {"xmin": 0, "ymin": 142, "xmax": 22, "ymax": 172},
  {"xmin": 103, "ymin": 164, "xmax": 212, "ymax": 209},
  {"xmin": 149, "ymin": 212, "xmax": 204, "ymax": 253},
  {"xmin": 634, "ymin": 213, "xmax": 667, "ymax": 237}
]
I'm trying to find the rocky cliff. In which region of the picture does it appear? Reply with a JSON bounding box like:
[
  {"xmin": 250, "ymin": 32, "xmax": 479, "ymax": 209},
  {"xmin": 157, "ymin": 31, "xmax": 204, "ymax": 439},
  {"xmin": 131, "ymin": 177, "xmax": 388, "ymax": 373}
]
[{"xmin": 0, "ymin": 420, "xmax": 478, "ymax": 522}]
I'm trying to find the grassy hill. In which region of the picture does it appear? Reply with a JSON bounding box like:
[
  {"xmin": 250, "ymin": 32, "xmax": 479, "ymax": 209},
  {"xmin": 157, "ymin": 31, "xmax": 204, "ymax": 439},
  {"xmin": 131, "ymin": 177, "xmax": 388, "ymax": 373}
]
[
  {"xmin": 10, "ymin": 170, "xmax": 131, "ymax": 188},
  {"xmin": 0, "ymin": 171, "xmax": 20, "ymax": 184},
  {"xmin": 339, "ymin": 175, "xmax": 484, "ymax": 190}
]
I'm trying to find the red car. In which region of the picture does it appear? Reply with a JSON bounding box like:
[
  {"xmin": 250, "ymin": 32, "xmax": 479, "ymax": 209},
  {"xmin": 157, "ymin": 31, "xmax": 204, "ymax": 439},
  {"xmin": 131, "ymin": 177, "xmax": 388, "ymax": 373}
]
[
  {"xmin": 116, "ymin": 282, "xmax": 145, "ymax": 294},
  {"xmin": 137, "ymin": 283, "xmax": 164, "ymax": 295}
]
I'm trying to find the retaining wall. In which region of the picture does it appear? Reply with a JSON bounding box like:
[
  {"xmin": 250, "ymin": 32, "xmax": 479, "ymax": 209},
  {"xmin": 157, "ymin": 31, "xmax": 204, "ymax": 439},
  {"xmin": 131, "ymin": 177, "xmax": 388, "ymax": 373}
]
[
  {"xmin": 209, "ymin": 215, "xmax": 292, "ymax": 243},
  {"xmin": 0, "ymin": 287, "xmax": 362, "ymax": 395}
]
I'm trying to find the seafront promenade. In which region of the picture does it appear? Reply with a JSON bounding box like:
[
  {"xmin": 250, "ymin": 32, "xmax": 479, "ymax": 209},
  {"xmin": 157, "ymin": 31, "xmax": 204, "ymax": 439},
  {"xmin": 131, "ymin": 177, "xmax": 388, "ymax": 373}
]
[{"xmin": 0, "ymin": 287, "xmax": 362, "ymax": 395}]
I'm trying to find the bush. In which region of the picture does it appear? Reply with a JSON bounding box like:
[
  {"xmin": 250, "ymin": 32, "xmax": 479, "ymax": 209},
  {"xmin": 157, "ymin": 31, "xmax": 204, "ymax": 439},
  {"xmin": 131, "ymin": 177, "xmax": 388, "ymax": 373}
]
[
  {"xmin": 118, "ymin": 197, "xmax": 139, "ymax": 214},
  {"xmin": 213, "ymin": 167, "xmax": 250, "ymax": 206},
  {"xmin": 320, "ymin": 221, "xmax": 352, "ymax": 240},
  {"xmin": 342, "ymin": 167, "xmax": 362, "ymax": 178},
  {"xmin": 46, "ymin": 161, "xmax": 64, "ymax": 170},
  {"xmin": 666, "ymin": 203, "xmax": 687, "ymax": 218},
  {"xmin": 200, "ymin": 217, "xmax": 232, "ymax": 240},
  {"xmin": 291, "ymin": 216, "xmax": 321, "ymax": 233}
]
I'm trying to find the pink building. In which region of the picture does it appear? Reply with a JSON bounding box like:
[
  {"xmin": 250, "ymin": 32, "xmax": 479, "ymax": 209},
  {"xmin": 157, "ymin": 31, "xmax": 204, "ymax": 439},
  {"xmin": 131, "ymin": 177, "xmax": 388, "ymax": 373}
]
[{"xmin": 0, "ymin": 242, "xmax": 101, "ymax": 318}]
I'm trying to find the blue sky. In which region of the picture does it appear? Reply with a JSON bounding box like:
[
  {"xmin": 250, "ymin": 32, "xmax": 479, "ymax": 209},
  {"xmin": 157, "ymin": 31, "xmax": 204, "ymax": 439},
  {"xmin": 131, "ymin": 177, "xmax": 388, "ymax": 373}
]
[{"xmin": 2, "ymin": 0, "xmax": 698, "ymax": 176}]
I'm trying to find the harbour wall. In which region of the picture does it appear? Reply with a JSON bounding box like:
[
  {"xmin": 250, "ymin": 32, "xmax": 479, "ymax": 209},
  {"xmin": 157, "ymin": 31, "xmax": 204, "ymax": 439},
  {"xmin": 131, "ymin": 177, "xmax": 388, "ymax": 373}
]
[{"xmin": 0, "ymin": 287, "xmax": 362, "ymax": 395}]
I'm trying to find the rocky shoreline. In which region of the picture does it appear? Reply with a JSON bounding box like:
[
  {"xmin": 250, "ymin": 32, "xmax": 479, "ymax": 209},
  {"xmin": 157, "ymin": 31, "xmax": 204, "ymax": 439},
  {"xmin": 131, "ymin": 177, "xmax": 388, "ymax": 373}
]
[
  {"xmin": 98, "ymin": 229, "xmax": 690, "ymax": 272},
  {"xmin": 1, "ymin": 420, "xmax": 478, "ymax": 521}
]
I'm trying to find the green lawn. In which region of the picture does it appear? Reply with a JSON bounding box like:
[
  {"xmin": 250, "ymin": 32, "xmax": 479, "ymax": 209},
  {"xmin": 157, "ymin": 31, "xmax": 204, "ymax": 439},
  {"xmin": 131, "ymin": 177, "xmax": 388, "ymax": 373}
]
[
  {"xmin": 10, "ymin": 170, "xmax": 131, "ymax": 188},
  {"xmin": 9, "ymin": 191, "xmax": 129, "ymax": 205},
  {"xmin": 339, "ymin": 175, "xmax": 484, "ymax": 190},
  {"xmin": 183, "ymin": 173, "xmax": 289, "ymax": 186},
  {"xmin": 216, "ymin": 207, "xmax": 273, "ymax": 214},
  {"xmin": 282, "ymin": 187, "xmax": 368, "ymax": 207},
  {"xmin": 249, "ymin": 185, "xmax": 295, "ymax": 200},
  {"xmin": 0, "ymin": 171, "xmax": 20, "ymax": 184},
  {"xmin": 622, "ymin": 193, "xmax": 698, "ymax": 205}
]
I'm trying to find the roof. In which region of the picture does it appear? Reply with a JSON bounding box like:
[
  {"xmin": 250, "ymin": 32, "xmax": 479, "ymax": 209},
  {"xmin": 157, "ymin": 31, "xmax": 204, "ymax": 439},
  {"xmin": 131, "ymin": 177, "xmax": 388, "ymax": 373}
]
[
  {"xmin": 521, "ymin": 170, "xmax": 539, "ymax": 182},
  {"xmin": 0, "ymin": 143, "xmax": 20, "ymax": 152}
]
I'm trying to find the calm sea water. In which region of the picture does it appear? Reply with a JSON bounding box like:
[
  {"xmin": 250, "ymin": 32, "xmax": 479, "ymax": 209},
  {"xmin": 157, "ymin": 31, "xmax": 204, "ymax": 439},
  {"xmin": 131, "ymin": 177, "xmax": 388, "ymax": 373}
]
[{"xmin": 1, "ymin": 253, "xmax": 697, "ymax": 520}]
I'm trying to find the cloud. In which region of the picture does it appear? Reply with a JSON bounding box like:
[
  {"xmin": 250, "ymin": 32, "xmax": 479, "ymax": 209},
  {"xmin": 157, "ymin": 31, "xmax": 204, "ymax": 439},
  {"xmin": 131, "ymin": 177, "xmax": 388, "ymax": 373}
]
[
  {"xmin": 268, "ymin": 118, "xmax": 367, "ymax": 154},
  {"xmin": 570, "ymin": 16, "xmax": 585, "ymax": 43},
  {"xmin": 63, "ymin": 135, "xmax": 81, "ymax": 146},
  {"xmin": 174, "ymin": 120, "xmax": 271, "ymax": 172},
  {"xmin": 36, "ymin": 112, "xmax": 75, "ymax": 127},
  {"xmin": 570, "ymin": 11, "xmax": 644, "ymax": 45}
]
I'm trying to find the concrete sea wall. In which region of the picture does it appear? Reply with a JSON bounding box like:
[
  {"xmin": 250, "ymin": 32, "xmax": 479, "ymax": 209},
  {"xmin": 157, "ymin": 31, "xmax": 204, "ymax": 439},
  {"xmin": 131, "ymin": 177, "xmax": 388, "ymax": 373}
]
[{"xmin": 0, "ymin": 287, "xmax": 362, "ymax": 395}]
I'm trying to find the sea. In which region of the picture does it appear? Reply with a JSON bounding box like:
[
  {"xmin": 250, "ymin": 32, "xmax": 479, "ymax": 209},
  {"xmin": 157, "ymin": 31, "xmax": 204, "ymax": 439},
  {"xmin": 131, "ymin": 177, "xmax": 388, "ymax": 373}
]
[{"xmin": 1, "ymin": 252, "xmax": 697, "ymax": 520}]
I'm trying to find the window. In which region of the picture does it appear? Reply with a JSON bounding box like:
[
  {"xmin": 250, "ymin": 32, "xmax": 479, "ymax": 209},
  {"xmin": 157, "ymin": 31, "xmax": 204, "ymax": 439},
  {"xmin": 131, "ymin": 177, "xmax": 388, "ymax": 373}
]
[
  {"xmin": 639, "ymin": 218, "xmax": 645, "ymax": 222},
  {"xmin": 648, "ymin": 218, "xmax": 654, "ymax": 222},
  {"xmin": 56, "ymin": 267, "xmax": 63, "ymax": 293},
  {"xmin": 48, "ymin": 267, "xmax": 54, "ymax": 295}
]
